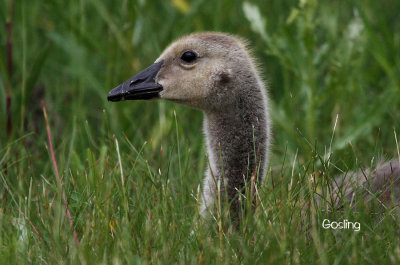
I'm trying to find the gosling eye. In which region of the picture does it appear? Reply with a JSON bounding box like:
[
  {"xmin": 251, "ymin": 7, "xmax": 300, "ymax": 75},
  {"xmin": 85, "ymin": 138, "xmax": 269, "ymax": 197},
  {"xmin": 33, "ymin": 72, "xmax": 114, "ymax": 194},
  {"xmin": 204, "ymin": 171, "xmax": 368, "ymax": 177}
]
[{"xmin": 180, "ymin": 51, "xmax": 198, "ymax": 64}]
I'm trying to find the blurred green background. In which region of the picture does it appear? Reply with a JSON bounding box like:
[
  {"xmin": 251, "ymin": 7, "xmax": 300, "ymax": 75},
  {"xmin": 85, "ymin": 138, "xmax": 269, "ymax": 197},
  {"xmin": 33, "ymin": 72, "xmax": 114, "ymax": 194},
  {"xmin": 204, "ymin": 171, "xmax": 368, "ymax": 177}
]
[{"xmin": 1, "ymin": 0, "xmax": 400, "ymax": 264}]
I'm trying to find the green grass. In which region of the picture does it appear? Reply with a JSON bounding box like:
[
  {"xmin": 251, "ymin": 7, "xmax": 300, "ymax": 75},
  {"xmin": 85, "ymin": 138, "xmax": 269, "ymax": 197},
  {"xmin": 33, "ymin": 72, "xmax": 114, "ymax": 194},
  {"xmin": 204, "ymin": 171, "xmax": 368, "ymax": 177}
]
[{"xmin": 1, "ymin": 0, "xmax": 400, "ymax": 264}]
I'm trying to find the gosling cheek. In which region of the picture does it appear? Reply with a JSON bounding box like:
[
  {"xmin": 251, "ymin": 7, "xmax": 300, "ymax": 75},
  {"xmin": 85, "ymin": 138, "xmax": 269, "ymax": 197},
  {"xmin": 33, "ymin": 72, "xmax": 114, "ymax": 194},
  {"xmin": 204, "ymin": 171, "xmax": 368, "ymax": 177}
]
[{"xmin": 158, "ymin": 83, "xmax": 185, "ymax": 100}]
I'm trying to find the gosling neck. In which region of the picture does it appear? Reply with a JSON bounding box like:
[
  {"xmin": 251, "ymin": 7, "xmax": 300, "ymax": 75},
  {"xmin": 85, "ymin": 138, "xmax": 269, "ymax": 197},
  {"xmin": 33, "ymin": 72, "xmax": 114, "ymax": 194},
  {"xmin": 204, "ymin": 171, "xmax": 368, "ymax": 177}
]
[{"xmin": 203, "ymin": 91, "xmax": 269, "ymax": 200}]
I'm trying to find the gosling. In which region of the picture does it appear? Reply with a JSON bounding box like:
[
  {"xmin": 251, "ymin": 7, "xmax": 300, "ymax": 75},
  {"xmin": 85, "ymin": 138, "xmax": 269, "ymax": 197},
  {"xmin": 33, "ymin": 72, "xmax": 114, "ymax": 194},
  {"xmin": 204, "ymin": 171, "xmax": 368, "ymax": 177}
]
[
  {"xmin": 108, "ymin": 32, "xmax": 400, "ymax": 217},
  {"xmin": 108, "ymin": 32, "xmax": 270, "ymax": 217}
]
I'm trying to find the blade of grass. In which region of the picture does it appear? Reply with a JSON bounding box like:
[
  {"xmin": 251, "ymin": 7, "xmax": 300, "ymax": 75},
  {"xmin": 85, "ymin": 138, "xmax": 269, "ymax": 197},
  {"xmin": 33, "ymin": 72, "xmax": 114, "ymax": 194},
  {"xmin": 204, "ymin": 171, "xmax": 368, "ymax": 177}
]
[
  {"xmin": 42, "ymin": 100, "xmax": 80, "ymax": 246},
  {"xmin": 5, "ymin": 0, "xmax": 13, "ymax": 138},
  {"xmin": 395, "ymin": 128, "xmax": 400, "ymax": 165}
]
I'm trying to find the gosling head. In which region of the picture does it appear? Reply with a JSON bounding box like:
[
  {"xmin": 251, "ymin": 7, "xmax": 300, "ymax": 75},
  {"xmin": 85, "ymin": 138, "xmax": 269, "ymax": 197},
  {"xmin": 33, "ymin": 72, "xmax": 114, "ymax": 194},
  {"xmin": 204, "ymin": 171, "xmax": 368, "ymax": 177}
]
[{"xmin": 108, "ymin": 32, "xmax": 259, "ymax": 111}]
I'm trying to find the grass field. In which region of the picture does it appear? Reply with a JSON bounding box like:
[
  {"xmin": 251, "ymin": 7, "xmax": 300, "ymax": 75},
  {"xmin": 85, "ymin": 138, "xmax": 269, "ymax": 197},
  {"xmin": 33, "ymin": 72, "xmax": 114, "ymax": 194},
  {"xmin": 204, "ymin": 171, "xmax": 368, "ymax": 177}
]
[{"xmin": 1, "ymin": 0, "xmax": 400, "ymax": 264}]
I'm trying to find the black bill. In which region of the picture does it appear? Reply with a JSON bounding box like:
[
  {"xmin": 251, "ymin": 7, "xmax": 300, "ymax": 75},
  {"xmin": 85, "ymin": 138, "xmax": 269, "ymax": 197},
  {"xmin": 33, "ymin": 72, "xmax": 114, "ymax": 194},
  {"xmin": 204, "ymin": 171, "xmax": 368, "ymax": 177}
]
[{"xmin": 108, "ymin": 60, "xmax": 164, "ymax": 102}]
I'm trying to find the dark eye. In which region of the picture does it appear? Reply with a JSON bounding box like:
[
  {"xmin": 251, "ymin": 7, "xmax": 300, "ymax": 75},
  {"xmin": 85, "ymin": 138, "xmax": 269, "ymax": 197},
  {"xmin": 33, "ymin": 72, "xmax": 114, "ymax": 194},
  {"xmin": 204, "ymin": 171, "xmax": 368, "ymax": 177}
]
[{"xmin": 180, "ymin": 51, "xmax": 197, "ymax": 63}]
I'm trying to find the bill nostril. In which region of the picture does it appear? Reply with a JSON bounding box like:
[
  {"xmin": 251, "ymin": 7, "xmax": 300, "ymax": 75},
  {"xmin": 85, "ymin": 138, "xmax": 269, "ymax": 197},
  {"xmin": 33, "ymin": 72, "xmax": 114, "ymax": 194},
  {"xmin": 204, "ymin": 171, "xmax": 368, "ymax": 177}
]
[{"xmin": 130, "ymin": 78, "xmax": 143, "ymax": 86}]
